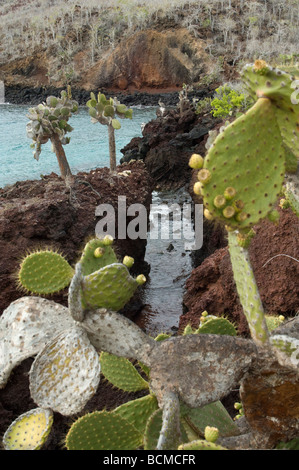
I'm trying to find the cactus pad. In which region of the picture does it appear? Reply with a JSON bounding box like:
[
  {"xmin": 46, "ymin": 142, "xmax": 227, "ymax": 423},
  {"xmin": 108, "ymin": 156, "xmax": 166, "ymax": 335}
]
[
  {"xmin": 143, "ymin": 409, "xmax": 164, "ymax": 450},
  {"xmin": 180, "ymin": 400, "xmax": 239, "ymax": 438},
  {"xmin": 3, "ymin": 408, "xmax": 53, "ymax": 450},
  {"xmin": 0, "ymin": 296, "xmax": 75, "ymax": 389},
  {"xmin": 81, "ymin": 263, "xmax": 139, "ymax": 310},
  {"xmin": 17, "ymin": 250, "xmax": 74, "ymax": 295},
  {"xmin": 82, "ymin": 309, "xmax": 155, "ymax": 362},
  {"xmin": 78, "ymin": 238, "xmax": 118, "ymax": 276},
  {"xmin": 241, "ymin": 62, "xmax": 299, "ymax": 158},
  {"xmin": 196, "ymin": 316, "xmax": 237, "ymax": 336},
  {"xmin": 178, "ymin": 439, "xmax": 227, "ymax": 450},
  {"xmin": 100, "ymin": 351, "xmax": 149, "ymax": 392},
  {"xmin": 29, "ymin": 326, "xmax": 101, "ymax": 416},
  {"xmin": 65, "ymin": 411, "xmax": 142, "ymax": 450},
  {"xmin": 113, "ymin": 394, "xmax": 159, "ymax": 435},
  {"xmin": 228, "ymin": 231, "xmax": 269, "ymax": 345},
  {"xmin": 201, "ymin": 97, "xmax": 285, "ymax": 229}
]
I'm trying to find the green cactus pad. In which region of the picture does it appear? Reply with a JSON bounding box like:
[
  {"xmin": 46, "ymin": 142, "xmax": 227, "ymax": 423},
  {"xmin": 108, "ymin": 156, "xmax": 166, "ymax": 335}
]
[
  {"xmin": 178, "ymin": 439, "xmax": 227, "ymax": 450},
  {"xmin": 100, "ymin": 351, "xmax": 149, "ymax": 392},
  {"xmin": 180, "ymin": 400, "xmax": 239, "ymax": 438},
  {"xmin": 113, "ymin": 394, "xmax": 159, "ymax": 434},
  {"xmin": 144, "ymin": 408, "xmax": 188, "ymax": 450},
  {"xmin": 78, "ymin": 238, "xmax": 118, "ymax": 276},
  {"xmin": 65, "ymin": 411, "xmax": 142, "ymax": 450},
  {"xmin": 284, "ymin": 146, "xmax": 298, "ymax": 173},
  {"xmin": 143, "ymin": 409, "xmax": 164, "ymax": 450},
  {"xmin": 81, "ymin": 263, "xmax": 139, "ymax": 311},
  {"xmin": 17, "ymin": 250, "xmax": 74, "ymax": 294},
  {"xmin": 228, "ymin": 231, "xmax": 269, "ymax": 346},
  {"xmin": 29, "ymin": 326, "xmax": 101, "ymax": 416},
  {"xmin": 3, "ymin": 408, "xmax": 53, "ymax": 450},
  {"xmin": 196, "ymin": 317, "xmax": 237, "ymax": 336},
  {"xmin": 201, "ymin": 96, "xmax": 285, "ymax": 229},
  {"xmin": 241, "ymin": 62, "xmax": 299, "ymax": 159}
]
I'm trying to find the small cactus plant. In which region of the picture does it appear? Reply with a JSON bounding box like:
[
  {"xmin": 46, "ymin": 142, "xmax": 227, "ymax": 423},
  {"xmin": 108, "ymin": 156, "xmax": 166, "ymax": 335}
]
[
  {"xmin": 87, "ymin": 92, "xmax": 133, "ymax": 171},
  {"xmin": 26, "ymin": 86, "xmax": 79, "ymax": 179},
  {"xmin": 0, "ymin": 237, "xmax": 147, "ymax": 418},
  {"xmin": 16, "ymin": 237, "xmax": 144, "ymax": 312}
]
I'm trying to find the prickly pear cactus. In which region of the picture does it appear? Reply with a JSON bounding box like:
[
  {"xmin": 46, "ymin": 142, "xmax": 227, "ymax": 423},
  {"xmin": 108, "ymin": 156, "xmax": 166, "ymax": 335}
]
[
  {"xmin": 195, "ymin": 314, "xmax": 237, "ymax": 336},
  {"xmin": 17, "ymin": 249, "xmax": 74, "ymax": 295},
  {"xmin": 79, "ymin": 236, "xmax": 118, "ymax": 275},
  {"xmin": 228, "ymin": 230, "xmax": 269, "ymax": 346},
  {"xmin": 241, "ymin": 61, "xmax": 299, "ymax": 159},
  {"xmin": 270, "ymin": 334, "xmax": 299, "ymax": 369},
  {"xmin": 87, "ymin": 92, "xmax": 133, "ymax": 128},
  {"xmin": 26, "ymin": 86, "xmax": 78, "ymax": 177},
  {"xmin": 197, "ymin": 61, "xmax": 299, "ymax": 232},
  {"xmin": 16, "ymin": 238, "xmax": 145, "ymax": 314},
  {"xmin": 178, "ymin": 438, "xmax": 227, "ymax": 450},
  {"xmin": 113, "ymin": 395, "xmax": 159, "ymax": 435},
  {"xmin": 99, "ymin": 351, "xmax": 149, "ymax": 392},
  {"xmin": 81, "ymin": 263, "xmax": 139, "ymax": 311},
  {"xmin": 87, "ymin": 92, "xmax": 133, "ymax": 171},
  {"xmin": 3, "ymin": 408, "xmax": 53, "ymax": 450},
  {"xmin": 199, "ymin": 96, "xmax": 285, "ymax": 230},
  {"xmin": 65, "ymin": 411, "xmax": 142, "ymax": 450},
  {"xmin": 0, "ymin": 296, "xmax": 75, "ymax": 389},
  {"xmin": 29, "ymin": 326, "xmax": 101, "ymax": 416}
]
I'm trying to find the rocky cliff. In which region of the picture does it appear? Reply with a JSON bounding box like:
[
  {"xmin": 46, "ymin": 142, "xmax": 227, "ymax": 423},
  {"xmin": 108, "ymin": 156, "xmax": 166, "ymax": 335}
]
[{"xmin": 1, "ymin": 27, "xmax": 217, "ymax": 96}]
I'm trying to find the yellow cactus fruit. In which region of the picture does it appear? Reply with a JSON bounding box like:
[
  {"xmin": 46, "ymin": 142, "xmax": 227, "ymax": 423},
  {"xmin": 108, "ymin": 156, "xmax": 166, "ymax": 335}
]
[{"xmin": 189, "ymin": 153, "xmax": 204, "ymax": 169}]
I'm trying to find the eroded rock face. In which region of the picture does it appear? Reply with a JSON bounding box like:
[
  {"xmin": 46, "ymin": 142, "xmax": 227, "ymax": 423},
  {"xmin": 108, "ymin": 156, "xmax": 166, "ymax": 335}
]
[
  {"xmin": 180, "ymin": 207, "xmax": 299, "ymax": 334},
  {"xmin": 240, "ymin": 356, "xmax": 299, "ymax": 447},
  {"xmin": 0, "ymin": 161, "xmax": 153, "ymax": 315},
  {"xmin": 84, "ymin": 29, "xmax": 210, "ymax": 91}
]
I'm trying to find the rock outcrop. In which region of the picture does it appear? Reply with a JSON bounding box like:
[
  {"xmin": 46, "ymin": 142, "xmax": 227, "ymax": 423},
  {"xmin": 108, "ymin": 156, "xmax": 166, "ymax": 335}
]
[
  {"xmin": 1, "ymin": 28, "xmax": 214, "ymax": 95},
  {"xmin": 121, "ymin": 102, "xmax": 220, "ymax": 190},
  {"xmin": 83, "ymin": 29, "xmax": 210, "ymax": 91}
]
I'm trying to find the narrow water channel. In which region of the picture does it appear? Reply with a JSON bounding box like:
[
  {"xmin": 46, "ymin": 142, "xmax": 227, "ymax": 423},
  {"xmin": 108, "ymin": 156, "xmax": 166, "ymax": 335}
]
[{"xmin": 134, "ymin": 187, "xmax": 195, "ymax": 337}]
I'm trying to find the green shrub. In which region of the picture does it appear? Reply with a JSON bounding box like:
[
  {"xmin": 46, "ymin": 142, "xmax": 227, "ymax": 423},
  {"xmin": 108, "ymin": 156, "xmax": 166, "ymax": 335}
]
[{"xmin": 210, "ymin": 85, "xmax": 252, "ymax": 118}]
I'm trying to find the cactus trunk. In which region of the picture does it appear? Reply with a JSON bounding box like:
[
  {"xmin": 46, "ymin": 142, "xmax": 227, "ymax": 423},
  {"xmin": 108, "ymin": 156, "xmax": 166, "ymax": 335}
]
[
  {"xmin": 228, "ymin": 230, "xmax": 270, "ymax": 346},
  {"xmin": 108, "ymin": 123, "xmax": 117, "ymax": 172},
  {"xmin": 50, "ymin": 133, "xmax": 72, "ymax": 179}
]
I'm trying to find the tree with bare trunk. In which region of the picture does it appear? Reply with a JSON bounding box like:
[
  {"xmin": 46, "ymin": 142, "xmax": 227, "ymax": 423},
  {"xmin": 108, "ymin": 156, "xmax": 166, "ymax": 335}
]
[
  {"xmin": 87, "ymin": 92, "xmax": 133, "ymax": 172},
  {"xmin": 26, "ymin": 86, "xmax": 79, "ymax": 180}
]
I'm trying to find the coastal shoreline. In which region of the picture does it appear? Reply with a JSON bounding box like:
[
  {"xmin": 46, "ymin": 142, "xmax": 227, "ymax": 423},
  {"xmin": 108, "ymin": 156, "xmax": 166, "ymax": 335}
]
[{"xmin": 3, "ymin": 83, "xmax": 214, "ymax": 107}]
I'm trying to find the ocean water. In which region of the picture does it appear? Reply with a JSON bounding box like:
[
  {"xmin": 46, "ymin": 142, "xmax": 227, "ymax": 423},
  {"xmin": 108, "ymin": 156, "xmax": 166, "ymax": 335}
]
[{"xmin": 0, "ymin": 104, "xmax": 157, "ymax": 188}]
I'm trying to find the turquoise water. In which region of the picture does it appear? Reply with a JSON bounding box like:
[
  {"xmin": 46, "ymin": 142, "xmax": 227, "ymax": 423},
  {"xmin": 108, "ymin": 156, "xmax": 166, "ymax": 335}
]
[{"xmin": 0, "ymin": 104, "xmax": 157, "ymax": 188}]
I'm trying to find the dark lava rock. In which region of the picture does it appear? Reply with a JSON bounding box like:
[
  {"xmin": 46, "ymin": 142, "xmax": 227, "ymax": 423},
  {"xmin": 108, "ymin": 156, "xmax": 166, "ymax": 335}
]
[{"xmin": 121, "ymin": 102, "xmax": 220, "ymax": 190}]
